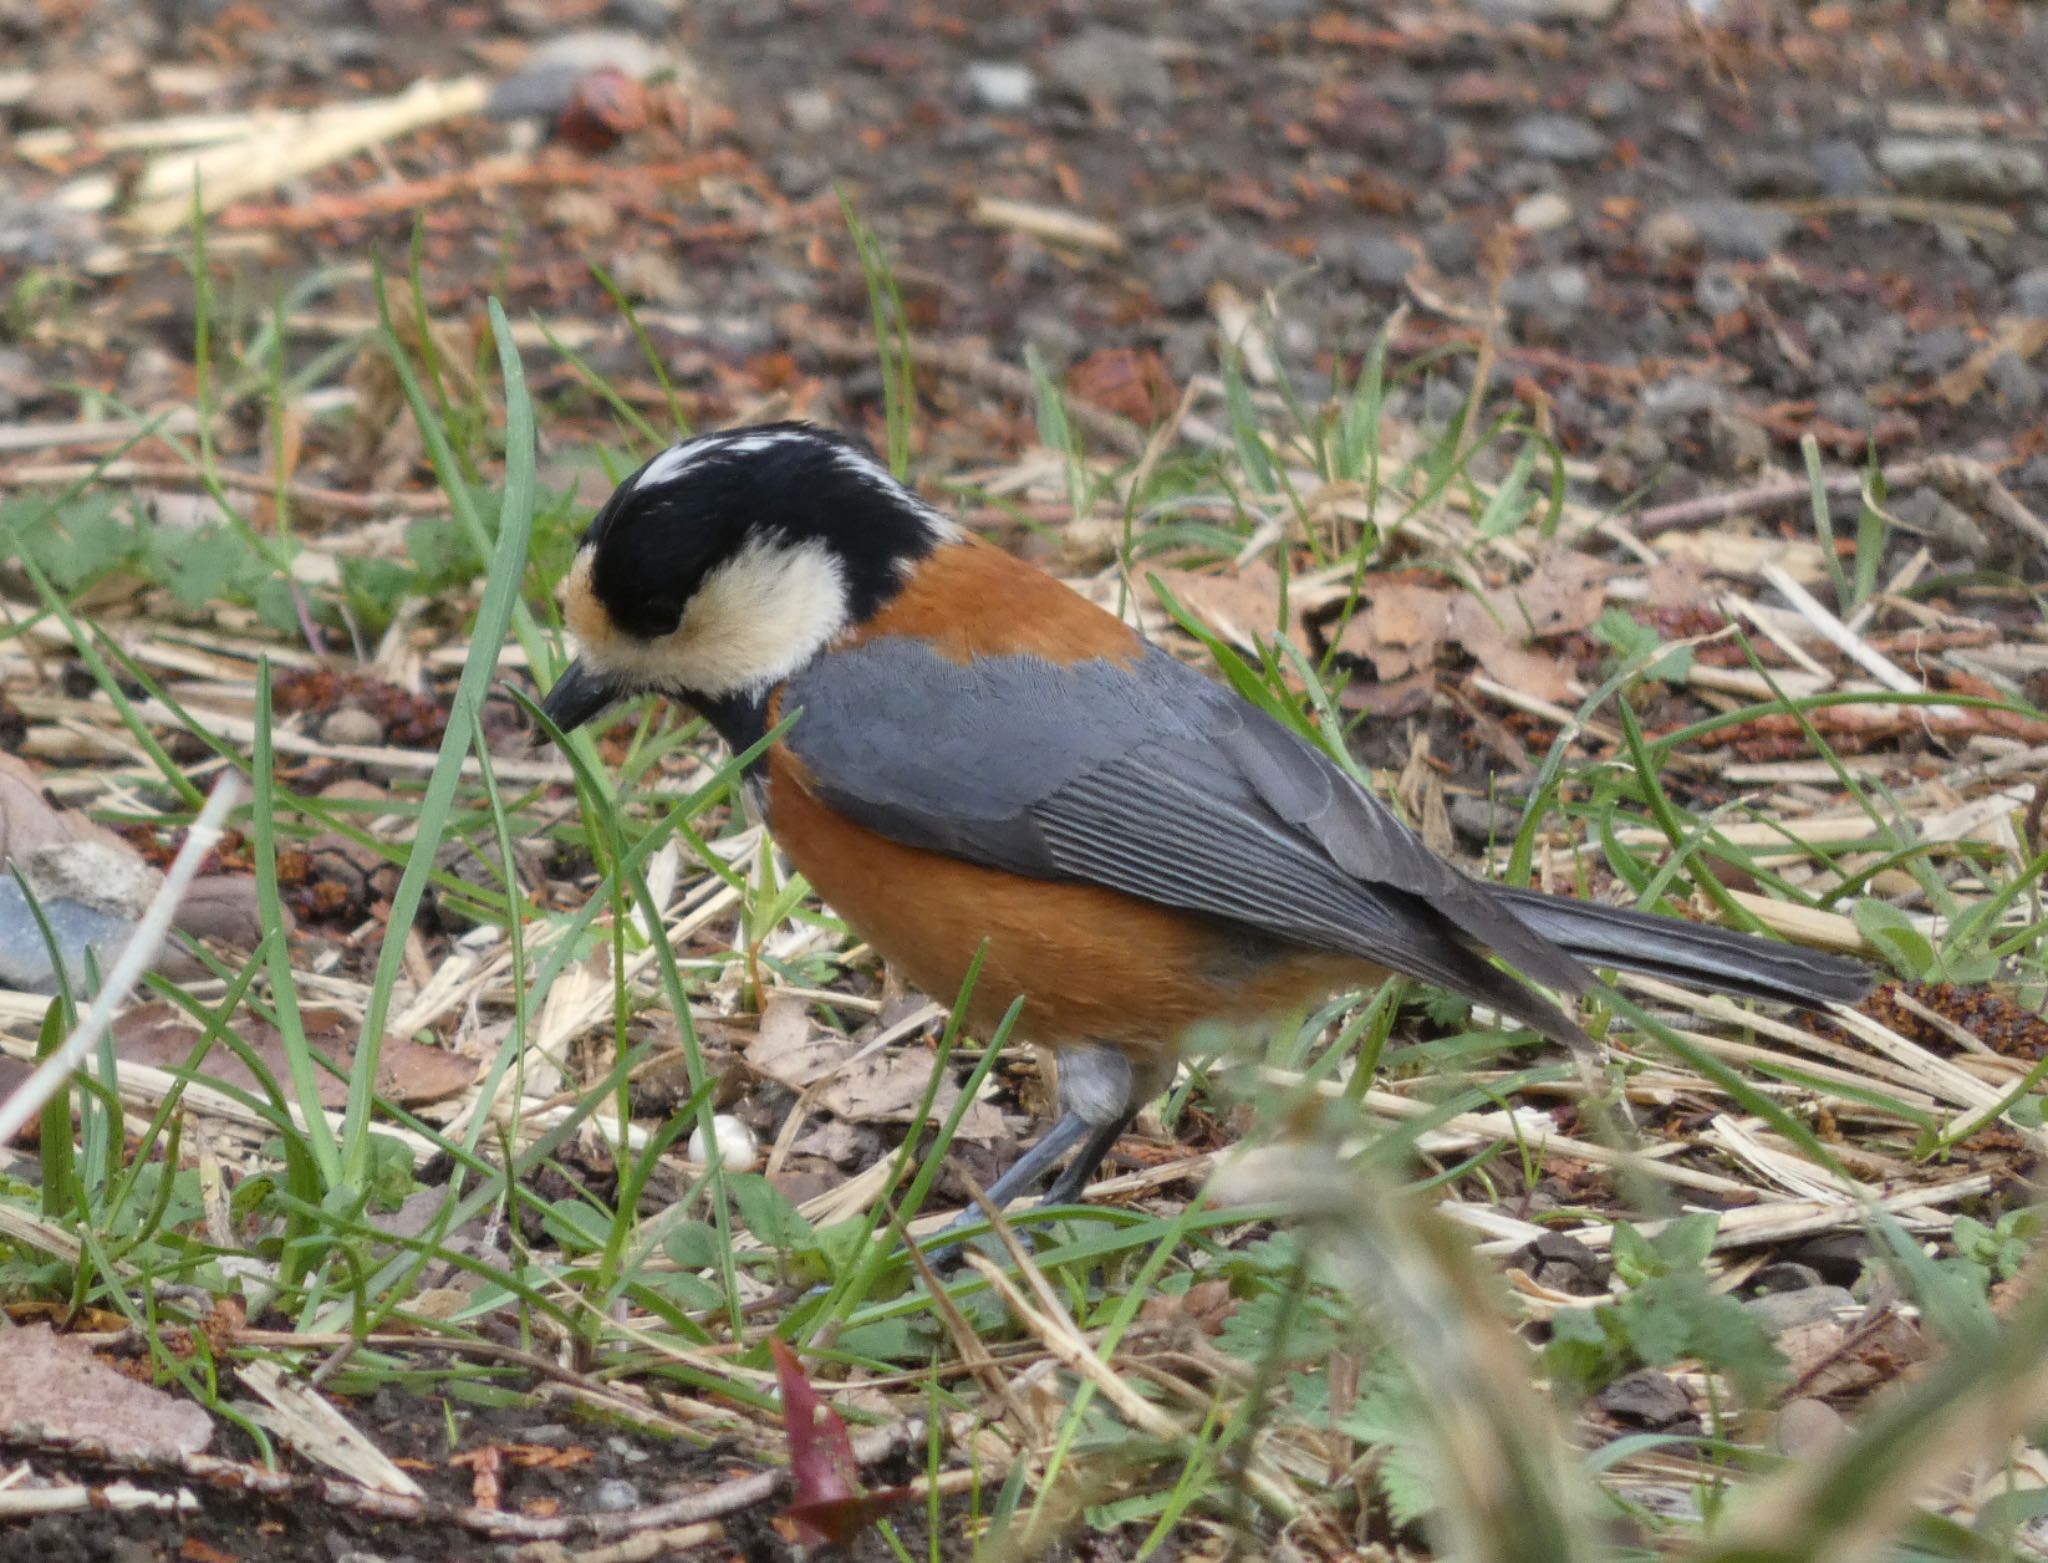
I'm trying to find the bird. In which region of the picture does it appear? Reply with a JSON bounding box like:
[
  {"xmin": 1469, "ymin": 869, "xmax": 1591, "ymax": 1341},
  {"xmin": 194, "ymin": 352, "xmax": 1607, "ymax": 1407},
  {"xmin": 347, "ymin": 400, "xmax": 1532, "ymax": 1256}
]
[{"xmin": 540, "ymin": 420, "xmax": 1876, "ymax": 1218}]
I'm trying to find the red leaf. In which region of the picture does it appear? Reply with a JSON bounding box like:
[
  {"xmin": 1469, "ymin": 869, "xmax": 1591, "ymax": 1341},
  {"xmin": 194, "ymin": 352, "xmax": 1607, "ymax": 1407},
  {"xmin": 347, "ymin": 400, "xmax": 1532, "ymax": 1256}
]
[{"xmin": 771, "ymin": 1337, "xmax": 874, "ymax": 1547}]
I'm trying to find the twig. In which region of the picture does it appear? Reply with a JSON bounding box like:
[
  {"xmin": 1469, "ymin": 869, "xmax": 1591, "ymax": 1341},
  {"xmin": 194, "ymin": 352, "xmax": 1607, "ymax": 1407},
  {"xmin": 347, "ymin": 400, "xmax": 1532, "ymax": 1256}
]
[
  {"xmin": 1758, "ymin": 562, "xmax": 1922, "ymax": 695},
  {"xmin": 218, "ymin": 152, "xmax": 778, "ymax": 235},
  {"xmin": 971, "ymin": 196, "xmax": 1125, "ymax": 254},
  {"xmin": 0, "ymin": 460, "xmax": 450, "ymax": 518},
  {"xmin": 1764, "ymin": 195, "xmax": 2016, "ymax": 236},
  {"xmin": 1630, "ymin": 454, "xmax": 2048, "ymax": 564},
  {"xmin": 0, "ymin": 774, "xmax": 241, "ymax": 1147},
  {"xmin": 0, "ymin": 1418, "xmax": 927, "ymax": 1543}
]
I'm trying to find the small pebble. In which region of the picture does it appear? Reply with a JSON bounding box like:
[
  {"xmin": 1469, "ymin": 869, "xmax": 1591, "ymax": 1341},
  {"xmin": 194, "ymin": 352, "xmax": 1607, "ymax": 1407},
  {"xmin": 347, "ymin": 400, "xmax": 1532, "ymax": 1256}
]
[
  {"xmin": 1987, "ymin": 350, "xmax": 2043, "ymax": 411},
  {"xmin": 1511, "ymin": 113, "xmax": 1606, "ymax": 164},
  {"xmin": 688, "ymin": 1113, "xmax": 762, "ymax": 1173},
  {"xmin": 1875, "ymin": 136, "xmax": 2046, "ymax": 200},
  {"xmin": 963, "ymin": 61, "xmax": 1035, "ymax": 111},
  {"xmin": 592, "ymin": 1478, "xmax": 642, "ymax": 1512},
  {"xmin": 1694, "ymin": 264, "xmax": 1747, "ymax": 318},
  {"xmin": 1743, "ymin": 1285, "xmax": 1855, "ymax": 1333},
  {"xmin": 1511, "ymin": 189, "xmax": 1573, "ymax": 233},
  {"xmin": 1774, "ymin": 1397, "xmax": 1851, "ymax": 1457},
  {"xmin": 2012, "ymin": 266, "xmax": 2048, "ymax": 318},
  {"xmin": 782, "ymin": 87, "xmax": 835, "ymax": 133},
  {"xmin": 320, "ymin": 705, "xmax": 385, "ymax": 748}
]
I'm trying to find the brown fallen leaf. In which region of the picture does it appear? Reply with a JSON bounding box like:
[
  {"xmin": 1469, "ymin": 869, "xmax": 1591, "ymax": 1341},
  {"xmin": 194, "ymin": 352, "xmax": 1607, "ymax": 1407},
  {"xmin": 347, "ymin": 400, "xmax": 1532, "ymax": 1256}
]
[
  {"xmin": 1067, "ymin": 347, "xmax": 1178, "ymax": 427},
  {"xmin": 745, "ymin": 993, "xmax": 858, "ymax": 1089},
  {"xmin": 1935, "ymin": 316, "xmax": 2048, "ymax": 407},
  {"xmin": 1645, "ymin": 554, "xmax": 1708, "ymax": 609},
  {"xmin": 116, "ymin": 1002, "xmax": 475, "ymax": 1107},
  {"xmin": 815, "ymin": 1050, "xmax": 1006, "ymax": 1143},
  {"xmin": 1150, "ymin": 561, "xmax": 1294, "ymax": 651}
]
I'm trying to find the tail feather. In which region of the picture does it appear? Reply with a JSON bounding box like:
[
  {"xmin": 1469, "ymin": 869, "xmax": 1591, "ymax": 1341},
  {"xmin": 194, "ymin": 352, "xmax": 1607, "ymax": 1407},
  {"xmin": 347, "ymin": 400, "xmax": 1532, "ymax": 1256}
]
[{"xmin": 1492, "ymin": 886, "xmax": 1875, "ymax": 1010}]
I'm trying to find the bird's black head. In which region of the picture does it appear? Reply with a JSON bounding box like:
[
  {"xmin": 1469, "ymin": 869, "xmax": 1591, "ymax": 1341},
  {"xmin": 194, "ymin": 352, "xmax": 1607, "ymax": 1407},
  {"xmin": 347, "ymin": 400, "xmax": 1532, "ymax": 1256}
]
[{"xmin": 541, "ymin": 422, "xmax": 956, "ymax": 734}]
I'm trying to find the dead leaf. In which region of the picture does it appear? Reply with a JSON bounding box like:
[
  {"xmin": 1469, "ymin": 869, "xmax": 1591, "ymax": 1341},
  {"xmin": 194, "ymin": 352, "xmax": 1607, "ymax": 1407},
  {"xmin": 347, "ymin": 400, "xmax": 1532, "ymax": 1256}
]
[
  {"xmin": 1452, "ymin": 617, "xmax": 1574, "ymax": 702},
  {"xmin": 1067, "ymin": 348, "xmax": 1177, "ymax": 426},
  {"xmin": 1645, "ymin": 555, "xmax": 1707, "ymax": 609},
  {"xmin": 1330, "ymin": 578, "xmax": 1453, "ymax": 680},
  {"xmin": 1935, "ymin": 316, "xmax": 2048, "ymax": 406},
  {"xmin": 814, "ymin": 1050, "xmax": 1005, "ymax": 1143},
  {"xmin": 1335, "ymin": 669, "xmax": 1434, "ymax": 717},
  {"xmin": 1479, "ymin": 548, "xmax": 1609, "ymax": 640},
  {"xmin": 116, "ymin": 1002, "xmax": 474, "ymax": 1107},
  {"xmin": 1150, "ymin": 562, "xmax": 1291, "ymax": 650},
  {"xmin": 745, "ymin": 994, "xmax": 856, "ymax": 1089},
  {"xmin": 0, "ymin": 1323, "xmax": 212, "ymax": 1456}
]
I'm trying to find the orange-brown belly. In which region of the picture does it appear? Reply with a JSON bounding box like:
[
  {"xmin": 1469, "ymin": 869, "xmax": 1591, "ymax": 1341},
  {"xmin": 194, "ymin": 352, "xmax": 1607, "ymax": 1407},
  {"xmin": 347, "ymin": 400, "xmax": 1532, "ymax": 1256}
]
[{"xmin": 765, "ymin": 751, "xmax": 1372, "ymax": 1051}]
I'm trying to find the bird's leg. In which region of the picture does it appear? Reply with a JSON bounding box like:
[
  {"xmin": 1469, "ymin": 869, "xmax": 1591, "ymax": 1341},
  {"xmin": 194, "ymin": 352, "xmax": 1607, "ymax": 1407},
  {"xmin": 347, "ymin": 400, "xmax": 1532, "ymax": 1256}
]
[
  {"xmin": 1038, "ymin": 1111, "xmax": 1134, "ymax": 1206},
  {"xmin": 921, "ymin": 1044, "xmax": 1140, "ymax": 1254},
  {"xmin": 973, "ymin": 1109, "xmax": 1094, "ymax": 1212}
]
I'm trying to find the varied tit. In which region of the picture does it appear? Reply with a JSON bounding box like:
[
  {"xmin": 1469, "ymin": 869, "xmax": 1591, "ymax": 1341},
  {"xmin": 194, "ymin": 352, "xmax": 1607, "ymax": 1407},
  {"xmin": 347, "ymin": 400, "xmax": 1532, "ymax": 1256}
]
[{"xmin": 541, "ymin": 422, "xmax": 1874, "ymax": 1214}]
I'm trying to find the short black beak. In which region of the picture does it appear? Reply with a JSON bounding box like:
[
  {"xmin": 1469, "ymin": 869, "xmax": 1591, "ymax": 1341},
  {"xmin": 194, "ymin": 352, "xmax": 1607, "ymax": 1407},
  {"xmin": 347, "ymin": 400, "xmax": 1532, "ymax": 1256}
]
[{"xmin": 539, "ymin": 658, "xmax": 625, "ymax": 740}]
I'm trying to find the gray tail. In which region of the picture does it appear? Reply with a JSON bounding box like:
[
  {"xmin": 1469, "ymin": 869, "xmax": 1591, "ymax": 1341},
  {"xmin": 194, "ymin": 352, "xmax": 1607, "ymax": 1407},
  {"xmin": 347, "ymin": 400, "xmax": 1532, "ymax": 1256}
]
[{"xmin": 1494, "ymin": 886, "xmax": 1875, "ymax": 1010}]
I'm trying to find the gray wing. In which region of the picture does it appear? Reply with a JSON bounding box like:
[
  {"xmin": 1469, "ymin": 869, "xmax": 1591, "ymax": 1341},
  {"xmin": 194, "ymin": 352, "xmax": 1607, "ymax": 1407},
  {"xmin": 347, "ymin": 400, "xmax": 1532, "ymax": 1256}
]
[{"xmin": 780, "ymin": 639, "xmax": 1595, "ymax": 1023}]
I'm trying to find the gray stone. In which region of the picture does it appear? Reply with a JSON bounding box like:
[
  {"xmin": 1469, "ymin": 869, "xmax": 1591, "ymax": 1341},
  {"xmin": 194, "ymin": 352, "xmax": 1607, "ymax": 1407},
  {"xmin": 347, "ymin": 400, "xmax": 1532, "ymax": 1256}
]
[
  {"xmin": 1750, "ymin": 1261, "xmax": 1826, "ymax": 1294},
  {"xmin": 1707, "ymin": 406, "xmax": 1772, "ymax": 475},
  {"xmin": 1811, "ymin": 138, "xmax": 1876, "ymax": 197},
  {"xmin": 1694, "ymin": 264, "xmax": 1747, "ymax": 318},
  {"xmin": 1987, "ymin": 350, "xmax": 2043, "ymax": 411},
  {"xmin": 1875, "ymin": 136, "xmax": 2046, "ymax": 200},
  {"xmin": 1802, "ymin": 304, "xmax": 1846, "ymax": 355},
  {"xmin": 1744, "ymin": 1285, "xmax": 1856, "ymax": 1333},
  {"xmin": 0, "ymin": 880, "xmax": 134, "ymax": 995},
  {"xmin": 0, "ymin": 347, "xmax": 33, "ymax": 421},
  {"xmin": 1894, "ymin": 486, "xmax": 1991, "ymax": 559},
  {"xmin": 1827, "ymin": 315, "xmax": 1905, "ymax": 382},
  {"xmin": 485, "ymin": 28, "xmax": 667, "ymax": 120},
  {"xmin": 1817, "ymin": 386, "xmax": 1872, "ymax": 428},
  {"xmin": 1642, "ymin": 375, "xmax": 1725, "ymax": 425},
  {"xmin": 21, "ymin": 840, "xmax": 159, "ymax": 919},
  {"xmin": 1344, "ymin": 235, "xmax": 1418, "ymax": 286},
  {"xmin": 781, "ymin": 87, "xmax": 834, "ymax": 134},
  {"xmin": 591, "ymin": 1478, "xmax": 642, "ymax": 1512},
  {"xmin": 1669, "ymin": 199, "xmax": 1798, "ymax": 261},
  {"xmin": 1502, "ymin": 264, "xmax": 1590, "ymax": 327},
  {"xmin": 1423, "ymin": 220, "xmax": 1478, "ymax": 272},
  {"xmin": 319, "ymin": 704, "xmax": 385, "ymax": 748},
  {"xmin": 1584, "ymin": 77, "xmax": 1638, "ymax": 121},
  {"xmin": 963, "ymin": 61, "xmax": 1035, "ymax": 111},
  {"xmin": 1511, "ymin": 113, "xmax": 1606, "ymax": 164},
  {"xmin": 1422, "ymin": 375, "xmax": 1468, "ymax": 427},
  {"xmin": 1015, "ymin": 307, "xmax": 1084, "ymax": 369},
  {"xmin": 1733, "ymin": 150, "xmax": 1821, "ymax": 199},
  {"xmin": 2013, "ymin": 266, "xmax": 2048, "ymax": 317},
  {"xmin": 1597, "ymin": 1369, "xmax": 1695, "ymax": 1429},
  {"xmin": 1449, "ymin": 795, "xmax": 1512, "ymax": 847},
  {"xmin": 1903, "ymin": 327, "xmax": 1972, "ymax": 375},
  {"xmin": 606, "ymin": 0, "xmax": 682, "ymax": 29},
  {"xmin": 1616, "ymin": 422, "xmax": 1669, "ymax": 465},
  {"xmin": 1151, "ymin": 232, "xmax": 1286, "ymax": 311},
  {"xmin": 1046, "ymin": 28, "xmax": 1172, "ymax": 109}
]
